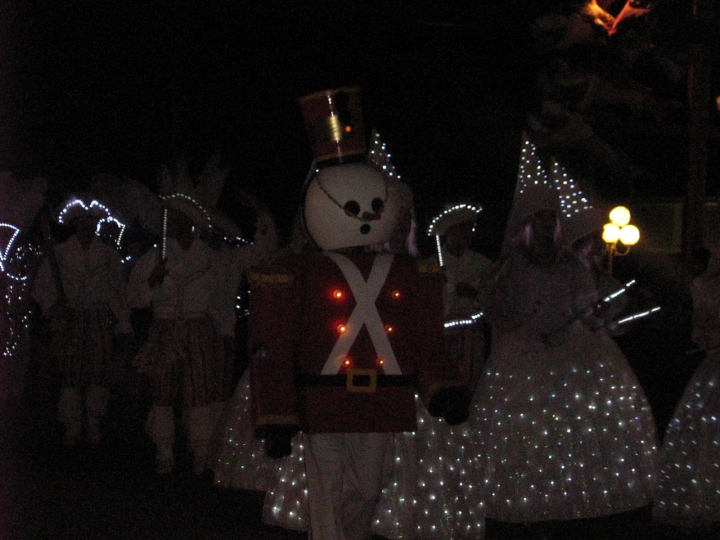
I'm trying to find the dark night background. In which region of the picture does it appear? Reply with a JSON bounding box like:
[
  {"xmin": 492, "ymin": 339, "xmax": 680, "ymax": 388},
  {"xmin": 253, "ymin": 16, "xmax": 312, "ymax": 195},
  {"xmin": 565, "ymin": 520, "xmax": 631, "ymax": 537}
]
[
  {"xmin": 0, "ymin": 1, "xmax": 543, "ymax": 247},
  {"xmin": 0, "ymin": 0, "xmax": 718, "ymax": 248}
]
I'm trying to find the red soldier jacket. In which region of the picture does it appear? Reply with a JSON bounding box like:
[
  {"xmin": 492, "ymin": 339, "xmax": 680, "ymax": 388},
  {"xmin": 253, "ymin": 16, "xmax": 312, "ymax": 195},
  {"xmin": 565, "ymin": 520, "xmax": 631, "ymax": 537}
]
[{"xmin": 248, "ymin": 251, "xmax": 463, "ymax": 434}]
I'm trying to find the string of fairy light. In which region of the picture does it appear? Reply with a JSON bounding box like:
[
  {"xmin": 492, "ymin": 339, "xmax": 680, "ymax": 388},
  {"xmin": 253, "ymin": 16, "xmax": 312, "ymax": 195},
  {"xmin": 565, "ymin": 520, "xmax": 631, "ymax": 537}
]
[
  {"xmin": 552, "ymin": 158, "xmax": 592, "ymax": 219},
  {"xmin": 160, "ymin": 193, "xmax": 252, "ymax": 249},
  {"xmin": 518, "ymin": 136, "xmax": 593, "ymax": 219},
  {"xmin": 1, "ymin": 224, "xmax": 42, "ymax": 359},
  {"xmin": 367, "ymin": 130, "xmax": 401, "ymax": 183},
  {"xmin": 0, "ymin": 224, "xmax": 25, "ymax": 281},
  {"xmin": 427, "ymin": 203, "xmax": 482, "ymax": 268},
  {"xmin": 59, "ymin": 199, "xmax": 127, "ymax": 248},
  {"xmin": 159, "ymin": 192, "xmax": 252, "ymax": 319}
]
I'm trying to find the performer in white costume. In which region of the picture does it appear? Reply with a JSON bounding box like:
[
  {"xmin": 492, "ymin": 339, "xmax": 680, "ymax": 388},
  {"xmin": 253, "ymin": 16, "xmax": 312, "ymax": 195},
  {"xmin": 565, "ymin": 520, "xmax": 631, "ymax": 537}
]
[
  {"xmin": 34, "ymin": 196, "xmax": 132, "ymax": 446},
  {"xmin": 128, "ymin": 157, "xmax": 244, "ymax": 475},
  {"xmin": 469, "ymin": 134, "xmax": 657, "ymax": 528},
  {"xmin": 653, "ymin": 248, "xmax": 720, "ymax": 528},
  {"xmin": 427, "ymin": 202, "xmax": 492, "ymax": 392}
]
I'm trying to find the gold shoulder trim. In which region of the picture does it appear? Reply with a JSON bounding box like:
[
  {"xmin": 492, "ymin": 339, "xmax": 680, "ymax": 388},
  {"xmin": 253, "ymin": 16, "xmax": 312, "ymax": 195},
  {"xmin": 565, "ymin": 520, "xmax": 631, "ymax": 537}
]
[
  {"xmin": 417, "ymin": 262, "xmax": 442, "ymax": 274},
  {"xmin": 248, "ymin": 266, "xmax": 294, "ymax": 285}
]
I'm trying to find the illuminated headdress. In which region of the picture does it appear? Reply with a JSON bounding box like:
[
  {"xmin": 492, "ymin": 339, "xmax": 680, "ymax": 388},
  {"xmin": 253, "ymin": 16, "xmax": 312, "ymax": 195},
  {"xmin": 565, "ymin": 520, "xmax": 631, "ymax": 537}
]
[
  {"xmin": 158, "ymin": 160, "xmax": 214, "ymax": 229},
  {"xmin": 428, "ymin": 203, "xmax": 482, "ymax": 237},
  {"xmin": 367, "ymin": 128, "xmax": 412, "ymax": 212},
  {"xmin": 58, "ymin": 197, "xmax": 111, "ymax": 224},
  {"xmin": 501, "ymin": 132, "xmax": 600, "ymax": 257},
  {"xmin": 367, "ymin": 129, "xmax": 401, "ymax": 185},
  {"xmin": 156, "ymin": 155, "xmax": 250, "ymax": 249},
  {"xmin": 57, "ymin": 195, "xmax": 128, "ymax": 248},
  {"xmin": 427, "ymin": 203, "xmax": 482, "ymax": 267}
]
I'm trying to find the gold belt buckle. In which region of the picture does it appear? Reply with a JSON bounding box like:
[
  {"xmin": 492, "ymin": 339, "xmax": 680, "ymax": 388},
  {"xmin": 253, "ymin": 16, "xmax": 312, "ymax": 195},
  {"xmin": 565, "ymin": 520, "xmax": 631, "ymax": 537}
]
[{"xmin": 346, "ymin": 368, "xmax": 377, "ymax": 393}]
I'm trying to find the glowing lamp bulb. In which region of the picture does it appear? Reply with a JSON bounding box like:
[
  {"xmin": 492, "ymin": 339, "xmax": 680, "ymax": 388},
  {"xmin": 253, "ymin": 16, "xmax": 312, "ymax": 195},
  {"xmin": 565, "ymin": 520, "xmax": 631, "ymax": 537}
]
[
  {"xmin": 619, "ymin": 224, "xmax": 640, "ymax": 246},
  {"xmin": 343, "ymin": 357, "xmax": 353, "ymax": 368},
  {"xmin": 336, "ymin": 324, "xmax": 347, "ymax": 334},
  {"xmin": 376, "ymin": 358, "xmax": 385, "ymax": 367},
  {"xmin": 332, "ymin": 289, "xmax": 344, "ymax": 300},
  {"xmin": 602, "ymin": 223, "xmax": 621, "ymax": 244},
  {"xmin": 392, "ymin": 290, "xmax": 401, "ymax": 299},
  {"xmin": 609, "ymin": 206, "xmax": 631, "ymax": 227},
  {"xmin": 344, "ymin": 125, "xmax": 352, "ymax": 133},
  {"xmin": 385, "ymin": 325, "xmax": 394, "ymax": 333}
]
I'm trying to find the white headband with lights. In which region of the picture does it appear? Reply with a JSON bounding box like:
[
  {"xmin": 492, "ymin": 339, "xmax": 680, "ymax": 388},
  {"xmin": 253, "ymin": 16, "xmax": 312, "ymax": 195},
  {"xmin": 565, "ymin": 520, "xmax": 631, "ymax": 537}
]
[
  {"xmin": 427, "ymin": 204, "xmax": 482, "ymax": 267},
  {"xmin": 58, "ymin": 199, "xmax": 127, "ymax": 247}
]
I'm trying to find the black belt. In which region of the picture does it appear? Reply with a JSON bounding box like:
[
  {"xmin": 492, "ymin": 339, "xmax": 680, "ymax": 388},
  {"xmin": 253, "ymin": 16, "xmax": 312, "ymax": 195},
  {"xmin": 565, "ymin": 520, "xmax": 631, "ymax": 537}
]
[{"xmin": 297, "ymin": 371, "xmax": 416, "ymax": 393}]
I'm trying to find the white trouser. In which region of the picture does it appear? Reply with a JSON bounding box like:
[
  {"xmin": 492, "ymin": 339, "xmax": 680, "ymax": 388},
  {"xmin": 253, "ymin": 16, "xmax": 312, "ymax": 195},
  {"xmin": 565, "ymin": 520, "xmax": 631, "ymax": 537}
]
[
  {"xmin": 84, "ymin": 384, "xmax": 109, "ymax": 443},
  {"xmin": 306, "ymin": 432, "xmax": 392, "ymax": 540},
  {"xmin": 58, "ymin": 387, "xmax": 83, "ymax": 441},
  {"xmin": 146, "ymin": 404, "xmax": 175, "ymax": 461},
  {"xmin": 186, "ymin": 402, "xmax": 224, "ymax": 473}
]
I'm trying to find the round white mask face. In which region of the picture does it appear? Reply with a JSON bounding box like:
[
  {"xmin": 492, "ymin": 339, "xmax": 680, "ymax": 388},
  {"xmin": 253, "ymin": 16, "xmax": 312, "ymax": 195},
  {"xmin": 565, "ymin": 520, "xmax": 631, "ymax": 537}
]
[{"xmin": 304, "ymin": 163, "xmax": 399, "ymax": 251}]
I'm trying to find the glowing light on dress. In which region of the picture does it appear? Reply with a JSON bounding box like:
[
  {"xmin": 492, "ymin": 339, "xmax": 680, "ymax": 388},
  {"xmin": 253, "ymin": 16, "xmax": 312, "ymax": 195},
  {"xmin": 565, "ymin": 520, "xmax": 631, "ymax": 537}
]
[
  {"xmin": 0, "ymin": 224, "xmax": 40, "ymax": 359},
  {"xmin": 0, "ymin": 223, "xmax": 24, "ymax": 281}
]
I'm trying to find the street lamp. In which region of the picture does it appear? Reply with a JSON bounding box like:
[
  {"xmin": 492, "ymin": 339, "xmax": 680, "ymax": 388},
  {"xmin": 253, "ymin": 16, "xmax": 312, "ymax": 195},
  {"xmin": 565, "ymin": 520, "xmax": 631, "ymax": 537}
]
[{"xmin": 602, "ymin": 206, "xmax": 640, "ymax": 275}]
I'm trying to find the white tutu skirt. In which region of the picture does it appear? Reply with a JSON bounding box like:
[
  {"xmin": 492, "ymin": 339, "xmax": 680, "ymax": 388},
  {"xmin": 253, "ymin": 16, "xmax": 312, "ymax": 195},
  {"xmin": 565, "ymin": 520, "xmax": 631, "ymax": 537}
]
[
  {"xmin": 469, "ymin": 323, "xmax": 658, "ymax": 522},
  {"xmin": 261, "ymin": 395, "xmax": 486, "ymax": 539},
  {"xmin": 653, "ymin": 350, "xmax": 720, "ymax": 525}
]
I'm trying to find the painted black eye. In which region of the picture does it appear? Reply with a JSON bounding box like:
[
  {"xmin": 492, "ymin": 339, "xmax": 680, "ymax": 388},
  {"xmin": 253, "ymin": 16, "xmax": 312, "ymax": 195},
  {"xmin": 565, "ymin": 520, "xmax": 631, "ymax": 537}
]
[
  {"xmin": 343, "ymin": 200, "xmax": 360, "ymax": 217},
  {"xmin": 371, "ymin": 198, "xmax": 384, "ymax": 213},
  {"xmin": 360, "ymin": 224, "xmax": 371, "ymax": 234}
]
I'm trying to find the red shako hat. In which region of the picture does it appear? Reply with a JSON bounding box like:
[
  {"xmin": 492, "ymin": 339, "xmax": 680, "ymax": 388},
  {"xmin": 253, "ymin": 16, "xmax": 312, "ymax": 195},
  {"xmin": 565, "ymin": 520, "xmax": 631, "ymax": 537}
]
[{"xmin": 298, "ymin": 86, "xmax": 366, "ymax": 165}]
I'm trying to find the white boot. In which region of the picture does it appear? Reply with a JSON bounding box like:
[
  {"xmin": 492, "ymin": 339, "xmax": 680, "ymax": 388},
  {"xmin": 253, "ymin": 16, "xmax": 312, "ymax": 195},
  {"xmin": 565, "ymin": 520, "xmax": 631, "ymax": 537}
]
[
  {"xmin": 84, "ymin": 384, "xmax": 109, "ymax": 445},
  {"xmin": 58, "ymin": 387, "xmax": 83, "ymax": 447},
  {"xmin": 146, "ymin": 405, "xmax": 175, "ymax": 475},
  {"xmin": 187, "ymin": 403, "xmax": 223, "ymax": 475}
]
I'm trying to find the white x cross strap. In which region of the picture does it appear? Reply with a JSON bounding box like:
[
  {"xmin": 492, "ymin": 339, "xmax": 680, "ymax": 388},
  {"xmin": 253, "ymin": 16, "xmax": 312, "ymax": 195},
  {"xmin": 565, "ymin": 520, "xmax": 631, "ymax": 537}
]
[{"xmin": 322, "ymin": 253, "xmax": 402, "ymax": 375}]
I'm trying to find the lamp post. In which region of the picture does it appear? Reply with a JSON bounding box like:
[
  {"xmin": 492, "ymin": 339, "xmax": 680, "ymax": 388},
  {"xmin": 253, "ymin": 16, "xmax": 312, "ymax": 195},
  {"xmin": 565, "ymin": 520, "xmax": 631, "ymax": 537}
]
[{"xmin": 602, "ymin": 206, "xmax": 640, "ymax": 276}]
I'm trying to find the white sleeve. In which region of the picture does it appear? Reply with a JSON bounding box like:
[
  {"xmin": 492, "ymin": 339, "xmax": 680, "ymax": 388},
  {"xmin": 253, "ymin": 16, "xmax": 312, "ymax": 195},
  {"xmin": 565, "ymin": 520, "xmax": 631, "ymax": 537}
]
[
  {"xmin": 127, "ymin": 248, "xmax": 158, "ymax": 310},
  {"xmin": 107, "ymin": 249, "xmax": 132, "ymax": 334},
  {"xmin": 209, "ymin": 248, "xmax": 240, "ymax": 337},
  {"xmin": 31, "ymin": 256, "xmax": 57, "ymax": 317}
]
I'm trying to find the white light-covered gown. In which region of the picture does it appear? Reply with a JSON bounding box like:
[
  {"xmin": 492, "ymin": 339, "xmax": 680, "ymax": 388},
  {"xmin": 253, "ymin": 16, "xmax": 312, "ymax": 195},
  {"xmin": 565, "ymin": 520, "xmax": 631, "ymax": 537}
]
[
  {"xmin": 257, "ymin": 394, "xmax": 485, "ymax": 539},
  {"xmin": 653, "ymin": 268, "xmax": 720, "ymax": 526},
  {"xmin": 212, "ymin": 370, "xmax": 486, "ymax": 538},
  {"xmin": 470, "ymin": 247, "xmax": 657, "ymax": 522}
]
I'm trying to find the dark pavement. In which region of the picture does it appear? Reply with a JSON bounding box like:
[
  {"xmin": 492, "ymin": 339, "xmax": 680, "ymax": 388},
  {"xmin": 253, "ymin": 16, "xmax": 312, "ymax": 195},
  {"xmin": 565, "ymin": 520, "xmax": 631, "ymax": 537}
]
[
  {"xmin": 0, "ymin": 347, "xmax": 718, "ymax": 540},
  {"xmin": 0, "ymin": 392, "xmax": 307, "ymax": 540}
]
